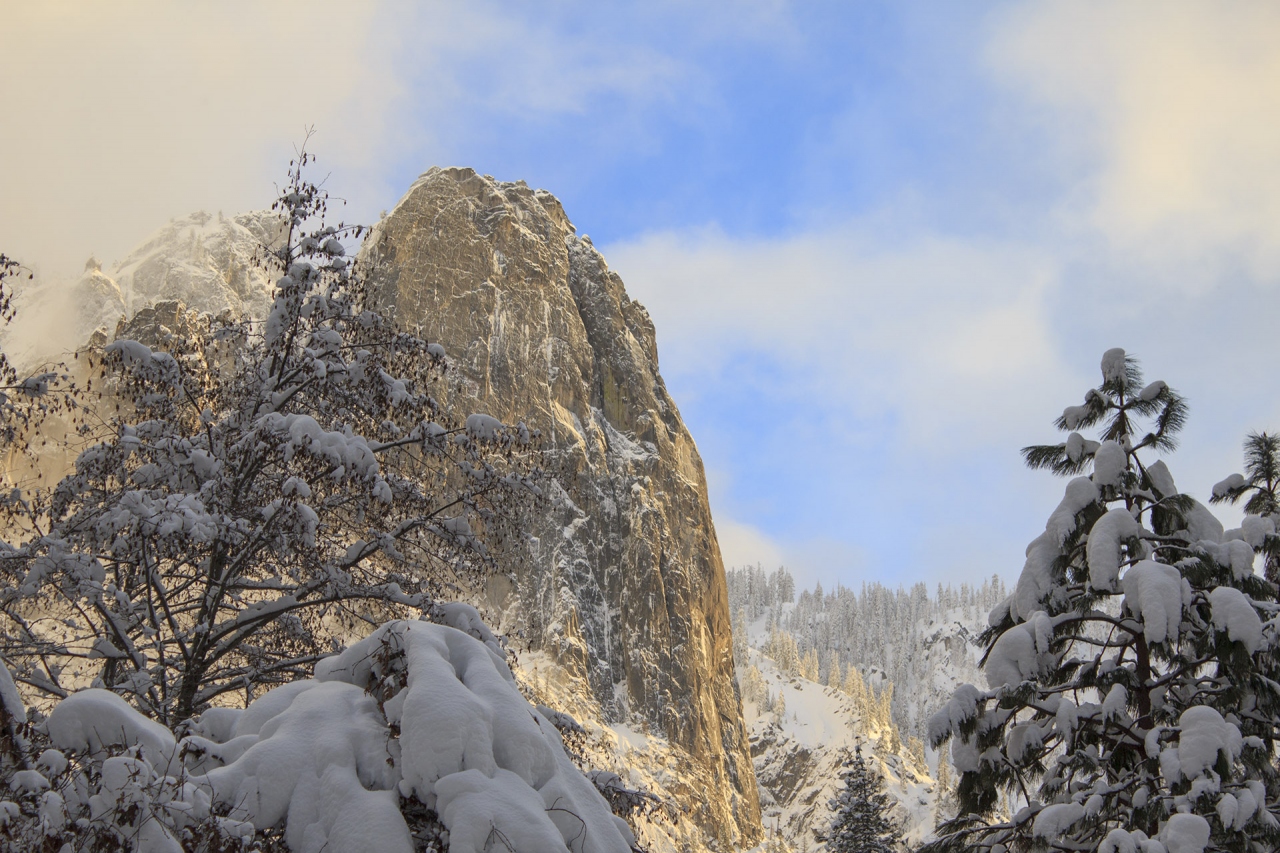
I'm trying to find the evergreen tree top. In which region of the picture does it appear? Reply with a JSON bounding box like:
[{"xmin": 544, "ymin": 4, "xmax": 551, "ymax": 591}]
[
  {"xmin": 821, "ymin": 747, "xmax": 905, "ymax": 853},
  {"xmin": 924, "ymin": 349, "xmax": 1280, "ymax": 853}
]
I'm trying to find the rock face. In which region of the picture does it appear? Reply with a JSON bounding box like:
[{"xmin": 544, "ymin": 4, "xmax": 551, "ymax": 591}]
[{"xmin": 361, "ymin": 168, "xmax": 762, "ymax": 848}]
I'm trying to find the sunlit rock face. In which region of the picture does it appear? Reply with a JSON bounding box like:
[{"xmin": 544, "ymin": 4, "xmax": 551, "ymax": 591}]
[{"xmin": 361, "ymin": 167, "xmax": 762, "ymax": 848}]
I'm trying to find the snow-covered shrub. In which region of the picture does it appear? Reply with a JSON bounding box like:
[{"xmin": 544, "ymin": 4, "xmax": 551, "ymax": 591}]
[
  {"xmin": 0, "ymin": 608, "xmax": 637, "ymax": 853},
  {"xmin": 0, "ymin": 148, "xmax": 542, "ymax": 725},
  {"xmin": 924, "ymin": 350, "xmax": 1280, "ymax": 853}
]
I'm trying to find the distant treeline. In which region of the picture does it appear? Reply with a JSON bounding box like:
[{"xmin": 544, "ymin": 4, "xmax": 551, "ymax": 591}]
[{"xmin": 726, "ymin": 565, "xmax": 1007, "ymax": 741}]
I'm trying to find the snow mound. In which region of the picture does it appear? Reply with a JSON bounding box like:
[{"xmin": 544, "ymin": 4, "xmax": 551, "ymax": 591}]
[
  {"xmin": 35, "ymin": 616, "xmax": 634, "ymax": 853},
  {"xmin": 198, "ymin": 681, "xmax": 409, "ymax": 853},
  {"xmin": 1208, "ymin": 587, "xmax": 1264, "ymax": 653},
  {"xmin": 1092, "ymin": 441, "xmax": 1127, "ymax": 488},
  {"xmin": 1086, "ymin": 508, "xmax": 1143, "ymax": 591},
  {"xmin": 46, "ymin": 689, "xmax": 177, "ymax": 768},
  {"xmin": 1122, "ymin": 561, "xmax": 1184, "ymax": 645},
  {"xmin": 313, "ymin": 619, "xmax": 634, "ymax": 853},
  {"xmin": 986, "ymin": 611, "xmax": 1054, "ymax": 689}
]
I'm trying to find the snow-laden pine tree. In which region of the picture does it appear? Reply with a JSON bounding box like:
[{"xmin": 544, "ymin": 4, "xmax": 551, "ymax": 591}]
[
  {"xmin": 0, "ymin": 149, "xmax": 542, "ymax": 724},
  {"xmin": 924, "ymin": 349, "xmax": 1280, "ymax": 853},
  {"xmin": 820, "ymin": 747, "xmax": 905, "ymax": 853},
  {"xmin": 1211, "ymin": 431, "xmax": 1280, "ymax": 583}
]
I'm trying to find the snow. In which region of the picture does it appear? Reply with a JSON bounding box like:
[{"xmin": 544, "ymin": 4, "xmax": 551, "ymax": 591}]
[
  {"xmin": 0, "ymin": 654, "xmax": 25, "ymax": 731},
  {"xmin": 1099, "ymin": 827, "xmax": 1139, "ymax": 853},
  {"xmin": 1146, "ymin": 460, "xmax": 1179, "ymax": 498},
  {"xmin": 1160, "ymin": 812, "xmax": 1211, "ymax": 853},
  {"xmin": 928, "ymin": 684, "xmax": 983, "ymax": 745},
  {"xmin": 1009, "ymin": 477, "xmax": 1102, "ymax": 622},
  {"xmin": 1241, "ymin": 515, "xmax": 1275, "ymax": 549},
  {"xmin": 1006, "ymin": 722, "xmax": 1044, "ymax": 762},
  {"xmin": 1184, "ymin": 500, "xmax": 1225, "ymax": 543},
  {"xmin": 1046, "ymin": 476, "xmax": 1101, "ymax": 546},
  {"xmin": 1174, "ymin": 705, "xmax": 1242, "ymax": 782},
  {"xmin": 1092, "ymin": 440, "xmax": 1127, "ymax": 488},
  {"xmin": 1226, "ymin": 539, "xmax": 1255, "ymax": 581},
  {"xmin": 733, "ymin": 633, "xmax": 937, "ymax": 849},
  {"xmin": 1032, "ymin": 802, "xmax": 1084, "ymax": 838},
  {"xmin": 1007, "ymin": 478, "xmax": 1101, "ymax": 622},
  {"xmin": 465, "ymin": 412, "xmax": 505, "ymax": 441},
  {"xmin": 10, "ymin": 769, "xmax": 49, "ymax": 793},
  {"xmin": 1101, "ymin": 347, "xmax": 1127, "ymax": 384},
  {"xmin": 1065, "ymin": 431, "xmax": 1085, "ymax": 462},
  {"xmin": 260, "ymin": 411, "xmax": 381, "ymax": 480},
  {"xmin": 1139, "ymin": 380, "xmax": 1168, "ymax": 402},
  {"xmin": 1212, "ymin": 473, "xmax": 1247, "ymax": 500},
  {"xmin": 1086, "ymin": 508, "xmax": 1143, "ymax": 591},
  {"xmin": 985, "ymin": 611, "xmax": 1054, "ymax": 689},
  {"xmin": 199, "ymin": 681, "xmax": 409, "ymax": 853},
  {"xmin": 1122, "ymin": 561, "xmax": 1184, "ymax": 645},
  {"xmin": 313, "ymin": 619, "xmax": 633, "ymax": 853},
  {"xmin": 1062, "ymin": 404, "xmax": 1092, "ymax": 430},
  {"xmin": 28, "ymin": 616, "xmax": 633, "ymax": 853},
  {"xmin": 1208, "ymin": 586, "xmax": 1264, "ymax": 653},
  {"xmin": 1012, "ymin": 533, "xmax": 1058, "ymax": 623},
  {"xmin": 46, "ymin": 688, "xmax": 177, "ymax": 768}
]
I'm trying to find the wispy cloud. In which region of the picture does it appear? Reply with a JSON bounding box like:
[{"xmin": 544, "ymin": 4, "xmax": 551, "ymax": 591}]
[
  {"xmin": 988, "ymin": 0, "xmax": 1280, "ymax": 281},
  {"xmin": 606, "ymin": 219, "xmax": 1070, "ymax": 450}
]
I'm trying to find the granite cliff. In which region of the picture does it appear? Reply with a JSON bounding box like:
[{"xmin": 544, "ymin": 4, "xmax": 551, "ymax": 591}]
[{"xmin": 361, "ymin": 168, "xmax": 761, "ymax": 848}]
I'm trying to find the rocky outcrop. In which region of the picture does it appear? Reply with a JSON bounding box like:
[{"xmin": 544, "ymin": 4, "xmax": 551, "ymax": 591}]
[{"xmin": 361, "ymin": 168, "xmax": 762, "ymax": 848}]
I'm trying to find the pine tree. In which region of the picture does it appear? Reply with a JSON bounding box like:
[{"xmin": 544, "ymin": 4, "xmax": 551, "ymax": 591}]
[
  {"xmin": 906, "ymin": 735, "xmax": 926, "ymax": 771},
  {"xmin": 821, "ymin": 747, "xmax": 904, "ymax": 853},
  {"xmin": 801, "ymin": 647, "xmax": 820, "ymax": 681},
  {"xmin": 733, "ymin": 606, "xmax": 749, "ymax": 669},
  {"xmin": 924, "ymin": 349, "xmax": 1280, "ymax": 853},
  {"xmin": 1211, "ymin": 430, "xmax": 1280, "ymax": 582},
  {"xmin": 825, "ymin": 649, "xmax": 842, "ymax": 689},
  {"xmin": 842, "ymin": 664, "xmax": 867, "ymax": 717},
  {"xmin": 934, "ymin": 753, "xmax": 957, "ymax": 825}
]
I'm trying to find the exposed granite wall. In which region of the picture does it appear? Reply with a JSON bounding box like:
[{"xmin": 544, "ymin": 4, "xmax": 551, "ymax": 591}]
[{"xmin": 361, "ymin": 168, "xmax": 761, "ymax": 847}]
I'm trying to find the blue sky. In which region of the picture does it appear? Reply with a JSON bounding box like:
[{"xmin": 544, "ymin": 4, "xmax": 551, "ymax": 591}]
[{"xmin": 5, "ymin": 1, "xmax": 1280, "ymax": 591}]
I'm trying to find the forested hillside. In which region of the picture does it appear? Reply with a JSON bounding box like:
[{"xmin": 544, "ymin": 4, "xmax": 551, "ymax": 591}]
[{"xmin": 727, "ymin": 566, "xmax": 1006, "ymax": 746}]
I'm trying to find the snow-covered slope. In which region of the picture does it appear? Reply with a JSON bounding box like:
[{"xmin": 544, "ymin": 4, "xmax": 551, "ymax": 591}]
[
  {"xmin": 513, "ymin": 649, "xmax": 731, "ymax": 853},
  {"xmin": 740, "ymin": 644, "xmax": 939, "ymax": 851},
  {"xmin": 727, "ymin": 567, "xmax": 1002, "ymax": 745}
]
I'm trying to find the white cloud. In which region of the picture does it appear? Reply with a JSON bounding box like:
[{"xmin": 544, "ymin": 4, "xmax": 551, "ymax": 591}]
[
  {"xmin": 602, "ymin": 203, "xmax": 1280, "ymax": 589},
  {"xmin": 604, "ymin": 219, "xmax": 1073, "ymax": 452},
  {"xmin": 714, "ymin": 516, "xmax": 786, "ymax": 573},
  {"xmin": 988, "ymin": 0, "xmax": 1280, "ymax": 281}
]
